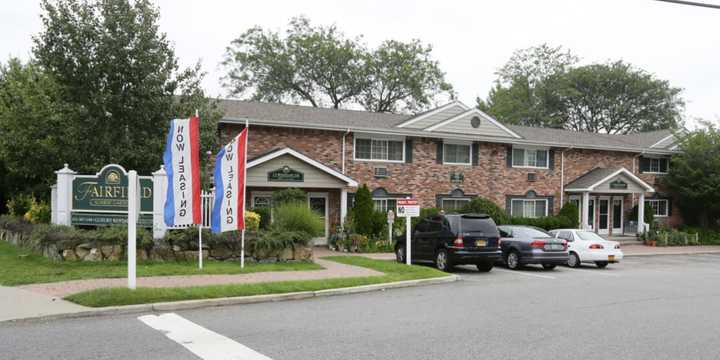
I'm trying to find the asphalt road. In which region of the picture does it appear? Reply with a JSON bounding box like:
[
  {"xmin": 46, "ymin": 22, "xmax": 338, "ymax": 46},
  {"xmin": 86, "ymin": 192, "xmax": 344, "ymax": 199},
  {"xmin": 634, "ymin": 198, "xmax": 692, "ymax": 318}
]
[{"xmin": 2, "ymin": 254, "xmax": 720, "ymax": 360}]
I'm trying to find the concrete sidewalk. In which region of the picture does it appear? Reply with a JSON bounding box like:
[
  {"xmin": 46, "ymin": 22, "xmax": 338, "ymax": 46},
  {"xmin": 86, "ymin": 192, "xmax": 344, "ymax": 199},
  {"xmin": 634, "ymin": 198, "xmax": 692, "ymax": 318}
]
[{"xmin": 0, "ymin": 286, "xmax": 88, "ymax": 322}]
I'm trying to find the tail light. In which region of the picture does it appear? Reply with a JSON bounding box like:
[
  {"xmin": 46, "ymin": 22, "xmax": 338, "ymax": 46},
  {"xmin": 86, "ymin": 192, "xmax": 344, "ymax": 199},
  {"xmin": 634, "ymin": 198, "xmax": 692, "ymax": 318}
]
[
  {"xmin": 615, "ymin": 244, "xmax": 621, "ymax": 249},
  {"xmin": 589, "ymin": 244, "xmax": 604, "ymax": 249},
  {"xmin": 530, "ymin": 240, "xmax": 546, "ymax": 248},
  {"xmin": 453, "ymin": 236, "xmax": 464, "ymax": 248},
  {"xmin": 562, "ymin": 240, "xmax": 568, "ymax": 251}
]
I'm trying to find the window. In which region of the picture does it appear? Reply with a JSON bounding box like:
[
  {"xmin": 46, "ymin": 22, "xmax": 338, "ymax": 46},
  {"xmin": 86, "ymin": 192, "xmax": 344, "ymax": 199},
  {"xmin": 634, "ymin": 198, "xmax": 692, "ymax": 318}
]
[
  {"xmin": 510, "ymin": 199, "xmax": 548, "ymax": 218},
  {"xmin": 512, "ymin": 147, "xmax": 549, "ymax": 168},
  {"xmin": 443, "ymin": 143, "xmax": 471, "ymax": 165},
  {"xmin": 355, "ymin": 138, "xmax": 404, "ymax": 162},
  {"xmin": 252, "ymin": 194, "xmax": 272, "ymax": 209},
  {"xmin": 640, "ymin": 157, "xmax": 669, "ymax": 174},
  {"xmin": 373, "ymin": 198, "xmax": 398, "ymax": 213},
  {"xmin": 557, "ymin": 231, "xmax": 574, "ymax": 241},
  {"xmin": 441, "ymin": 198, "xmax": 470, "ymax": 211},
  {"xmin": 645, "ymin": 199, "xmax": 669, "ymax": 217}
]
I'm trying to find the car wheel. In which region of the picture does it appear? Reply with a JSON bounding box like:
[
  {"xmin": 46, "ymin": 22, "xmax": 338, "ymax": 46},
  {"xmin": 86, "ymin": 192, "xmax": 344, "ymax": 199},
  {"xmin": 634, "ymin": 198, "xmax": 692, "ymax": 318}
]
[
  {"xmin": 395, "ymin": 245, "xmax": 405, "ymax": 263},
  {"xmin": 506, "ymin": 251, "xmax": 521, "ymax": 270},
  {"xmin": 567, "ymin": 252, "xmax": 581, "ymax": 268},
  {"xmin": 435, "ymin": 249, "xmax": 452, "ymax": 272},
  {"xmin": 542, "ymin": 264, "xmax": 557, "ymax": 270},
  {"xmin": 476, "ymin": 262, "xmax": 494, "ymax": 272},
  {"xmin": 595, "ymin": 261, "xmax": 609, "ymax": 269}
]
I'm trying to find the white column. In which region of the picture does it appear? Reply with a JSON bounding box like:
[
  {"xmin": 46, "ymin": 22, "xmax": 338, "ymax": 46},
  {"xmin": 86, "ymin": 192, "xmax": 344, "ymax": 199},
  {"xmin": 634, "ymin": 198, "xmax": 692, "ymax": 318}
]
[
  {"xmin": 128, "ymin": 170, "xmax": 138, "ymax": 290},
  {"xmin": 581, "ymin": 191, "xmax": 590, "ymax": 231},
  {"xmin": 152, "ymin": 166, "xmax": 168, "ymax": 239},
  {"xmin": 54, "ymin": 164, "xmax": 76, "ymax": 226},
  {"xmin": 638, "ymin": 192, "xmax": 646, "ymax": 234},
  {"xmin": 340, "ymin": 188, "xmax": 348, "ymax": 228}
]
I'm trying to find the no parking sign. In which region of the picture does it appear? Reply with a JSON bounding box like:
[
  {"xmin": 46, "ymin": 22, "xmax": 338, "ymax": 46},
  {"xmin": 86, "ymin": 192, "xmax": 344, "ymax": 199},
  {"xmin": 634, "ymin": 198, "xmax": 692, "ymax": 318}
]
[{"xmin": 397, "ymin": 198, "xmax": 419, "ymax": 265}]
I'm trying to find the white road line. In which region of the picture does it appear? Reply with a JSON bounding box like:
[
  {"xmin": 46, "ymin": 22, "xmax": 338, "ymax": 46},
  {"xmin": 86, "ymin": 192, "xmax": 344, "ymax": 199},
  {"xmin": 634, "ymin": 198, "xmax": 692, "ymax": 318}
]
[
  {"xmin": 493, "ymin": 268, "xmax": 556, "ymax": 279},
  {"xmin": 138, "ymin": 313, "xmax": 273, "ymax": 360}
]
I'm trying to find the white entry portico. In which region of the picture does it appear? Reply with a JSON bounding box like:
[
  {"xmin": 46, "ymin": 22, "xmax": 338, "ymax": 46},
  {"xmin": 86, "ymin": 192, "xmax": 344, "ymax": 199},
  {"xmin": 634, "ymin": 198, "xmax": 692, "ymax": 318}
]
[{"xmin": 565, "ymin": 167, "xmax": 655, "ymax": 235}]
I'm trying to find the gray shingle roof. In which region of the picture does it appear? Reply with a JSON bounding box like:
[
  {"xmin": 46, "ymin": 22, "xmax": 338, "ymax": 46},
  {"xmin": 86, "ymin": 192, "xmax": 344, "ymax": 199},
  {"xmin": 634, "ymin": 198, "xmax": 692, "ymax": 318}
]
[
  {"xmin": 218, "ymin": 99, "xmax": 676, "ymax": 153},
  {"xmin": 564, "ymin": 168, "xmax": 620, "ymax": 190}
]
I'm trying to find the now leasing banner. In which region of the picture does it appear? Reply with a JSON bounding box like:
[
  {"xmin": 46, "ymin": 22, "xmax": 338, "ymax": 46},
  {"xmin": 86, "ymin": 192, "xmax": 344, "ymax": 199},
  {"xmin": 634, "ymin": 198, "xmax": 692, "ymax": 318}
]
[
  {"xmin": 211, "ymin": 128, "xmax": 248, "ymax": 233},
  {"xmin": 163, "ymin": 117, "xmax": 201, "ymax": 226}
]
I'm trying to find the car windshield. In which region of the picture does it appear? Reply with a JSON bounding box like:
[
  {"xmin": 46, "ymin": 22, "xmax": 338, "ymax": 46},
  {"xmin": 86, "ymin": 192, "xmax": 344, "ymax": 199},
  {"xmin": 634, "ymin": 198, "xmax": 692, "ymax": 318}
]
[
  {"xmin": 508, "ymin": 227, "xmax": 551, "ymax": 238},
  {"xmin": 460, "ymin": 217, "xmax": 499, "ymax": 236},
  {"xmin": 577, "ymin": 231, "xmax": 606, "ymax": 242}
]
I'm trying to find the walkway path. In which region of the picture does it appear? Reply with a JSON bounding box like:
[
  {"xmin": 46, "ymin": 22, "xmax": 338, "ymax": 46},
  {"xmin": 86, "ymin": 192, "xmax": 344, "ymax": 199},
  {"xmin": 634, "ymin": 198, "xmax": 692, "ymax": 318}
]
[
  {"xmin": 0, "ymin": 286, "xmax": 86, "ymax": 322},
  {"xmin": 20, "ymin": 258, "xmax": 383, "ymax": 298}
]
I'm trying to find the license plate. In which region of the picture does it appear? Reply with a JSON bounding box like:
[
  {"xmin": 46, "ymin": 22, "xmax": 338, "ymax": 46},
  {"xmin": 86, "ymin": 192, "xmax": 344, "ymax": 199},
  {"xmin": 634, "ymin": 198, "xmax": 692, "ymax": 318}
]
[
  {"xmin": 475, "ymin": 240, "xmax": 486, "ymax": 247},
  {"xmin": 545, "ymin": 244, "xmax": 564, "ymax": 251},
  {"xmin": 608, "ymin": 255, "xmax": 615, "ymax": 261}
]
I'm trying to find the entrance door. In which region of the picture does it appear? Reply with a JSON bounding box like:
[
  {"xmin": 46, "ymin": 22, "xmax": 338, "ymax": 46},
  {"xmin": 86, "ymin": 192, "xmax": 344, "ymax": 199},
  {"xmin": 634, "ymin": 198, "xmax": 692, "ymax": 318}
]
[
  {"xmin": 598, "ymin": 197, "xmax": 610, "ymax": 235},
  {"xmin": 308, "ymin": 193, "xmax": 328, "ymax": 245},
  {"xmin": 612, "ymin": 197, "xmax": 623, "ymax": 234}
]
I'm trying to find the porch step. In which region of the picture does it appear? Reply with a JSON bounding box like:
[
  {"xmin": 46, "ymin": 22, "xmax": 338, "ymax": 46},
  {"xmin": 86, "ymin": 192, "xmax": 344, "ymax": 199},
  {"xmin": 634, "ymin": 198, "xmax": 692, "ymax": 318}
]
[{"xmin": 606, "ymin": 236, "xmax": 642, "ymax": 245}]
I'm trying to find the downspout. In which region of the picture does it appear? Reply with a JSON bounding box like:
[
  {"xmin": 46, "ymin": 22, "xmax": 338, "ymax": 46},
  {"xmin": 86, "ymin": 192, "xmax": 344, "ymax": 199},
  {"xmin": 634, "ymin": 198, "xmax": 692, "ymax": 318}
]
[
  {"xmin": 560, "ymin": 149, "xmax": 565, "ymax": 206},
  {"xmin": 341, "ymin": 128, "xmax": 350, "ymax": 174}
]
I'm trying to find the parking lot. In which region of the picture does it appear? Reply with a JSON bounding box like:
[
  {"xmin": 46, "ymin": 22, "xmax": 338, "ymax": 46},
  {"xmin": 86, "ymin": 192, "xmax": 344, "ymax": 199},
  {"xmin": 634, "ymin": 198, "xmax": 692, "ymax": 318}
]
[{"xmin": 3, "ymin": 254, "xmax": 720, "ymax": 360}]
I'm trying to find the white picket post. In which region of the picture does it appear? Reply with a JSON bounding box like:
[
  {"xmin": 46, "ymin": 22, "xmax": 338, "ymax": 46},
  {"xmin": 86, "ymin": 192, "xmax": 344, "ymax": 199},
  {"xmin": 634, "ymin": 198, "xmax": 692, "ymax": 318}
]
[{"xmin": 128, "ymin": 170, "xmax": 138, "ymax": 290}]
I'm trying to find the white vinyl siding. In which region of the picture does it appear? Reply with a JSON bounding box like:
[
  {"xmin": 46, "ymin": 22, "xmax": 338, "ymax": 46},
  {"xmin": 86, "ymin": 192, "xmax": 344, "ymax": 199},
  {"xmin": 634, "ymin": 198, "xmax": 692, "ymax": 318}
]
[
  {"xmin": 443, "ymin": 143, "xmax": 471, "ymax": 165},
  {"xmin": 512, "ymin": 147, "xmax": 549, "ymax": 169},
  {"xmin": 646, "ymin": 199, "xmax": 669, "ymax": 217},
  {"xmin": 355, "ymin": 137, "xmax": 404, "ymax": 162},
  {"xmin": 510, "ymin": 199, "xmax": 548, "ymax": 218}
]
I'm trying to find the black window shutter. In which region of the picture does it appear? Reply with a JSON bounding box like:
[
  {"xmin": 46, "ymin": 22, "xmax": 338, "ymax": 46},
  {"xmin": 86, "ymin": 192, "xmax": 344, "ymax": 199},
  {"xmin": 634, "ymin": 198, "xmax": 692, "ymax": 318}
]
[
  {"xmin": 506, "ymin": 146, "xmax": 513, "ymax": 168},
  {"xmin": 472, "ymin": 142, "xmax": 480, "ymax": 166},
  {"xmin": 667, "ymin": 198, "xmax": 673, "ymax": 216},
  {"xmin": 548, "ymin": 149, "xmax": 555, "ymax": 170},
  {"xmin": 661, "ymin": 158, "xmax": 669, "ymax": 173},
  {"xmin": 405, "ymin": 138, "xmax": 413, "ymax": 163},
  {"xmin": 436, "ymin": 140, "xmax": 444, "ymax": 164},
  {"xmin": 639, "ymin": 157, "xmax": 651, "ymax": 173}
]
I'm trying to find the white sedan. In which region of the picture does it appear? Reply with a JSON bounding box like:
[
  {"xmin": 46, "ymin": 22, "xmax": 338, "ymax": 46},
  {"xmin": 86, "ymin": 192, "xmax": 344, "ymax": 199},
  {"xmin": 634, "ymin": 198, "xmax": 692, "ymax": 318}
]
[{"xmin": 549, "ymin": 229, "xmax": 623, "ymax": 268}]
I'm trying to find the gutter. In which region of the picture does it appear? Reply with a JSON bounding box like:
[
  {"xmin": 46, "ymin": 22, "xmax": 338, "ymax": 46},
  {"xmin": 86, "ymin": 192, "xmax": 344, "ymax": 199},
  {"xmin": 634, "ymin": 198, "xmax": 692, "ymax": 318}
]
[{"xmin": 341, "ymin": 128, "xmax": 350, "ymax": 174}]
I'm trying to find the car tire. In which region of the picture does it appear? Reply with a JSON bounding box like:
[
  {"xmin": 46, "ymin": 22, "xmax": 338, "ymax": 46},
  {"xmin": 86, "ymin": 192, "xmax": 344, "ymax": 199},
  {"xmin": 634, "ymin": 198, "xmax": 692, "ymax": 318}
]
[
  {"xmin": 567, "ymin": 252, "xmax": 581, "ymax": 268},
  {"xmin": 435, "ymin": 249, "xmax": 452, "ymax": 272},
  {"xmin": 595, "ymin": 261, "xmax": 609, "ymax": 269},
  {"xmin": 542, "ymin": 264, "xmax": 557, "ymax": 270},
  {"xmin": 395, "ymin": 245, "xmax": 405, "ymax": 264},
  {"xmin": 506, "ymin": 250, "xmax": 521, "ymax": 270},
  {"xmin": 476, "ymin": 262, "xmax": 494, "ymax": 272}
]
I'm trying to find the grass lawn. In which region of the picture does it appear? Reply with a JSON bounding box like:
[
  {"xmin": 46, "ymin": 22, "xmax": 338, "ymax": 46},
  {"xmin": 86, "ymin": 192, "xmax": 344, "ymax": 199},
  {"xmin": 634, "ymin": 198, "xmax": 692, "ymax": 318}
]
[
  {"xmin": 65, "ymin": 256, "xmax": 448, "ymax": 307},
  {"xmin": 0, "ymin": 241, "xmax": 322, "ymax": 286}
]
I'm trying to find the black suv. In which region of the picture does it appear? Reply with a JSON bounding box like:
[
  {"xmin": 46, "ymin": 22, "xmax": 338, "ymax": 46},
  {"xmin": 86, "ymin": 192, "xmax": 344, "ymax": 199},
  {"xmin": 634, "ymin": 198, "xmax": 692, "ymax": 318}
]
[{"xmin": 395, "ymin": 213, "xmax": 502, "ymax": 272}]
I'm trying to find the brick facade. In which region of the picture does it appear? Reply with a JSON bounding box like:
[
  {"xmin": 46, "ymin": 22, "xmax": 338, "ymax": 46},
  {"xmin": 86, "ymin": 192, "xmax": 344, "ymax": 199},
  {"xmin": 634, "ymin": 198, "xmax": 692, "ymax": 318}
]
[{"xmin": 222, "ymin": 123, "xmax": 682, "ymax": 230}]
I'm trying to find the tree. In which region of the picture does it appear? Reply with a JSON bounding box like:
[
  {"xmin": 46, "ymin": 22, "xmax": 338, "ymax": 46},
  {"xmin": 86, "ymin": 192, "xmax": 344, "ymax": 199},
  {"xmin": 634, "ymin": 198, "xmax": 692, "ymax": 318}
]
[
  {"xmin": 223, "ymin": 17, "xmax": 453, "ymax": 113},
  {"xmin": 352, "ymin": 184, "xmax": 374, "ymax": 236},
  {"xmin": 478, "ymin": 44, "xmax": 685, "ymax": 134},
  {"xmin": 477, "ymin": 44, "xmax": 577, "ymax": 127},
  {"xmin": 662, "ymin": 123, "xmax": 720, "ymax": 227},
  {"xmin": 32, "ymin": 0, "xmax": 220, "ymax": 177},
  {"xmin": 556, "ymin": 61, "xmax": 684, "ymax": 134},
  {"xmin": 359, "ymin": 40, "xmax": 453, "ymax": 113}
]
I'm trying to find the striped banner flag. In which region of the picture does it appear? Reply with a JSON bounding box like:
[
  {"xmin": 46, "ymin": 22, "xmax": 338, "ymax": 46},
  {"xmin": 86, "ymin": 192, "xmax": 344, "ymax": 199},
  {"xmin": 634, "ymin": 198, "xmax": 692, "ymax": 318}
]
[
  {"xmin": 162, "ymin": 117, "xmax": 202, "ymax": 226},
  {"xmin": 211, "ymin": 128, "xmax": 248, "ymax": 233}
]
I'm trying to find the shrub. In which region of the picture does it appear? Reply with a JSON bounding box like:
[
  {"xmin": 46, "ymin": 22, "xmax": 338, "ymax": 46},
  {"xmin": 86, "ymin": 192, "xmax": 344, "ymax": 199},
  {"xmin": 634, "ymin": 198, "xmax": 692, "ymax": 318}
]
[
  {"xmin": 271, "ymin": 188, "xmax": 306, "ymax": 206},
  {"xmin": 558, "ymin": 202, "xmax": 579, "ymax": 229},
  {"xmin": 6, "ymin": 194, "xmax": 34, "ymax": 217},
  {"xmin": 255, "ymin": 229, "xmax": 310, "ymax": 254},
  {"xmin": 352, "ymin": 184, "xmax": 374, "ymax": 236},
  {"xmin": 509, "ymin": 216, "xmax": 575, "ymax": 230},
  {"xmin": 24, "ymin": 199, "xmax": 51, "ymax": 224},
  {"xmin": 460, "ymin": 197, "xmax": 509, "ymax": 224},
  {"xmin": 683, "ymin": 227, "xmax": 720, "ymax": 245},
  {"xmin": 631, "ymin": 203, "xmax": 656, "ymax": 229},
  {"xmin": 272, "ymin": 203, "xmax": 324, "ymax": 238},
  {"xmin": 0, "ymin": 215, "xmax": 34, "ymax": 235},
  {"xmin": 244, "ymin": 210, "xmax": 261, "ymax": 232},
  {"xmin": 253, "ymin": 206, "xmax": 271, "ymax": 229}
]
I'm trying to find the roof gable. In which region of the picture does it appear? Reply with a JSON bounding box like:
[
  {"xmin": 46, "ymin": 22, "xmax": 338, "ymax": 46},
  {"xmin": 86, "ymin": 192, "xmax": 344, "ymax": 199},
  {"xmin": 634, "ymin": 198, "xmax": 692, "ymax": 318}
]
[
  {"xmin": 396, "ymin": 101, "xmax": 469, "ymax": 129},
  {"xmin": 422, "ymin": 108, "xmax": 521, "ymax": 139},
  {"xmin": 247, "ymin": 147, "xmax": 358, "ymax": 187},
  {"xmin": 565, "ymin": 167, "xmax": 654, "ymax": 193}
]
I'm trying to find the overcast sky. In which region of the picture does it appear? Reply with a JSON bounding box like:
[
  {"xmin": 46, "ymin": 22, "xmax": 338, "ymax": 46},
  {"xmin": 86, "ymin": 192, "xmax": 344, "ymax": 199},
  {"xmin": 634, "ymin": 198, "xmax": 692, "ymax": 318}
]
[{"xmin": 3, "ymin": 0, "xmax": 719, "ymax": 127}]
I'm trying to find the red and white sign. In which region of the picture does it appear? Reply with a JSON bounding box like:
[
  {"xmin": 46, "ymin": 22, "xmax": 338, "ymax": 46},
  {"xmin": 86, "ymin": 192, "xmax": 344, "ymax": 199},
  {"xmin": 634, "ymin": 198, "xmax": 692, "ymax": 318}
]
[{"xmin": 397, "ymin": 198, "xmax": 420, "ymax": 217}]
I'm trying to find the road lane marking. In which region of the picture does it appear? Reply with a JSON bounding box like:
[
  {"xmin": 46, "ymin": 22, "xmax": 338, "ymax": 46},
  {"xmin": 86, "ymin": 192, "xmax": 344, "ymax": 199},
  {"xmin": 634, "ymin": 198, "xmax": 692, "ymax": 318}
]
[
  {"xmin": 138, "ymin": 313, "xmax": 273, "ymax": 360},
  {"xmin": 493, "ymin": 268, "xmax": 556, "ymax": 279}
]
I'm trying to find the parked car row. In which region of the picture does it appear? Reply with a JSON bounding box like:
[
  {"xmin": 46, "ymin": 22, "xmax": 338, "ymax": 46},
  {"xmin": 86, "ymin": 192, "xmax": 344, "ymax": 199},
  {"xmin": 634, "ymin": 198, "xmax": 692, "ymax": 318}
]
[{"xmin": 395, "ymin": 213, "xmax": 623, "ymax": 272}]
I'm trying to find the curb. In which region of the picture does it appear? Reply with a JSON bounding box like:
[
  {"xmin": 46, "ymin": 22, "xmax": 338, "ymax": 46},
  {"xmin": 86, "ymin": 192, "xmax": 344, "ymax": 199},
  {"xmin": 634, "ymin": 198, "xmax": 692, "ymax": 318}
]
[
  {"xmin": 2, "ymin": 275, "xmax": 459, "ymax": 324},
  {"xmin": 624, "ymin": 251, "xmax": 720, "ymax": 257}
]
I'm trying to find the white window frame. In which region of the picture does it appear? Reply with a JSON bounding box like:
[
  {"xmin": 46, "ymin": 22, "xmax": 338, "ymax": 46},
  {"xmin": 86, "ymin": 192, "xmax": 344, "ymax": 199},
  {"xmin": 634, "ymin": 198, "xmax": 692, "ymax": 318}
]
[
  {"xmin": 511, "ymin": 146, "xmax": 549, "ymax": 169},
  {"xmin": 510, "ymin": 198, "xmax": 549, "ymax": 218},
  {"xmin": 373, "ymin": 198, "xmax": 399, "ymax": 213},
  {"xmin": 644, "ymin": 157, "xmax": 669, "ymax": 175},
  {"xmin": 442, "ymin": 141, "xmax": 472, "ymax": 166},
  {"xmin": 353, "ymin": 135, "xmax": 405, "ymax": 163},
  {"xmin": 251, "ymin": 191, "xmax": 273, "ymax": 209},
  {"xmin": 440, "ymin": 198, "xmax": 471, "ymax": 211},
  {"xmin": 645, "ymin": 199, "xmax": 669, "ymax": 217}
]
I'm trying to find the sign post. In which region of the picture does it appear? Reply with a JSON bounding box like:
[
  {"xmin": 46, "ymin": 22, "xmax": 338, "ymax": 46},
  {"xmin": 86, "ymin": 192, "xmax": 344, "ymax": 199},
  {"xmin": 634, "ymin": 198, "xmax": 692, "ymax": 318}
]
[
  {"xmin": 397, "ymin": 198, "xmax": 420, "ymax": 265},
  {"xmin": 387, "ymin": 210, "xmax": 395, "ymax": 244},
  {"xmin": 127, "ymin": 170, "xmax": 139, "ymax": 290}
]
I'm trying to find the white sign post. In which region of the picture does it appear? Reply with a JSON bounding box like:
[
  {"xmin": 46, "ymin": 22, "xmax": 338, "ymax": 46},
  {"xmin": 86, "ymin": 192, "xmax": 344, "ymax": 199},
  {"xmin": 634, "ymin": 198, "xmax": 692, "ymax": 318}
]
[
  {"xmin": 397, "ymin": 198, "xmax": 420, "ymax": 266},
  {"xmin": 127, "ymin": 170, "xmax": 139, "ymax": 290}
]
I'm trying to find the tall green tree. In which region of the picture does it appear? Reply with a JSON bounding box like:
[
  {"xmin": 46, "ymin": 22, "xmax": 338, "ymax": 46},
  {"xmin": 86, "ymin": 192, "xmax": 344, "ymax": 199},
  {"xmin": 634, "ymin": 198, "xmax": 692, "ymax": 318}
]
[
  {"xmin": 662, "ymin": 123, "xmax": 720, "ymax": 227},
  {"xmin": 223, "ymin": 16, "xmax": 452, "ymax": 113}
]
